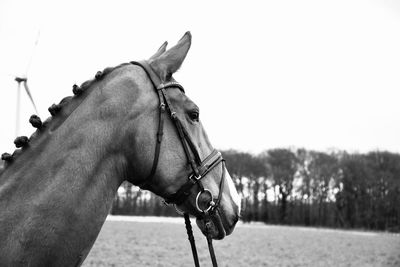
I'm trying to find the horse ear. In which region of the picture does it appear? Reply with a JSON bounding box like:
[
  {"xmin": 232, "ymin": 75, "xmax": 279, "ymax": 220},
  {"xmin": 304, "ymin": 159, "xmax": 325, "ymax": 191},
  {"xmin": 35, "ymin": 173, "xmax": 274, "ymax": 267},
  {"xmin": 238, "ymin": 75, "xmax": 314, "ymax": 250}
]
[
  {"xmin": 149, "ymin": 41, "xmax": 168, "ymax": 60},
  {"xmin": 149, "ymin": 31, "xmax": 192, "ymax": 82}
]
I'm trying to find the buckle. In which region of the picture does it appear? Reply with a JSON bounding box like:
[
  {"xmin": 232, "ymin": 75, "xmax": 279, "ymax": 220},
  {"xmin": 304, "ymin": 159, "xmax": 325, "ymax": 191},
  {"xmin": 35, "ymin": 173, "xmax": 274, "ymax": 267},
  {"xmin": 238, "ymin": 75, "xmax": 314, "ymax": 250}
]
[{"xmin": 189, "ymin": 173, "xmax": 202, "ymax": 181}]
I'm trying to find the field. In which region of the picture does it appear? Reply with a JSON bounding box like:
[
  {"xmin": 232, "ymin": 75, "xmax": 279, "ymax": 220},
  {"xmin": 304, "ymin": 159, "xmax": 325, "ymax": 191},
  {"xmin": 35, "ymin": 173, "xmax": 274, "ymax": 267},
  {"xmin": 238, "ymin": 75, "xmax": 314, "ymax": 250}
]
[{"xmin": 83, "ymin": 216, "xmax": 400, "ymax": 267}]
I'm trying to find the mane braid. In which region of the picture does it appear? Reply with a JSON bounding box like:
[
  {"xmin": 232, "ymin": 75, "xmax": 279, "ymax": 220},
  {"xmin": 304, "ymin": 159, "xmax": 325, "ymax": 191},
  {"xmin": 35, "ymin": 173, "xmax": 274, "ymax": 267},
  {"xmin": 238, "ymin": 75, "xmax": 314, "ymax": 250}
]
[{"xmin": 0, "ymin": 62, "xmax": 132, "ymax": 170}]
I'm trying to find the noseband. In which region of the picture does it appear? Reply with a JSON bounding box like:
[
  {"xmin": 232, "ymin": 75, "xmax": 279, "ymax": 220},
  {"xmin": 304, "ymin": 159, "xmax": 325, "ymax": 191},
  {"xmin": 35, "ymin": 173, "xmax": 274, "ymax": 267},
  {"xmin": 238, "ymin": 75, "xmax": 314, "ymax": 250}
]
[{"xmin": 130, "ymin": 61, "xmax": 225, "ymax": 267}]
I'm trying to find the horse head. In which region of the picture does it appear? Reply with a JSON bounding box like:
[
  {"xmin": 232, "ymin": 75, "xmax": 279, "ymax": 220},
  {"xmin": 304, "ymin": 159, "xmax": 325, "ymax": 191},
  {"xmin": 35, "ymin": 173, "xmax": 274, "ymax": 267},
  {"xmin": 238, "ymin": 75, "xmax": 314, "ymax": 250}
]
[{"xmin": 122, "ymin": 32, "xmax": 241, "ymax": 239}]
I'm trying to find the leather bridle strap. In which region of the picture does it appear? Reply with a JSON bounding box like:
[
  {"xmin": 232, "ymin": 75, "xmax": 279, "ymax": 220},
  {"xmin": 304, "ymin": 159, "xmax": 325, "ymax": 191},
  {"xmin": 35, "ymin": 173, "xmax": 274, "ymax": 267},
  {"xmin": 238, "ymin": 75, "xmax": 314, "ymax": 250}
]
[
  {"xmin": 130, "ymin": 61, "xmax": 167, "ymax": 185},
  {"xmin": 184, "ymin": 213, "xmax": 200, "ymax": 267},
  {"xmin": 130, "ymin": 60, "xmax": 223, "ymax": 267},
  {"xmin": 131, "ymin": 61, "xmax": 202, "ymax": 185}
]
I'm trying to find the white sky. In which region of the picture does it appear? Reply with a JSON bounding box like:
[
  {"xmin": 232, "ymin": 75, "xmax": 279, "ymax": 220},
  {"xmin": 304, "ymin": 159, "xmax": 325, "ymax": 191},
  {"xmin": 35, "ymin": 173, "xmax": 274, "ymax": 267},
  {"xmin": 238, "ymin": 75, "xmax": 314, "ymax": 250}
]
[{"xmin": 0, "ymin": 0, "xmax": 399, "ymax": 155}]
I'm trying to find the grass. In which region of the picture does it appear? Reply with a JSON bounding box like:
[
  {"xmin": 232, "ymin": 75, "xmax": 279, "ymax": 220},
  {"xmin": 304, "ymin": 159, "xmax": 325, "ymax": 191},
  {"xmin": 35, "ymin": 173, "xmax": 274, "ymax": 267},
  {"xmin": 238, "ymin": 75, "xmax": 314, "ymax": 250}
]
[{"xmin": 83, "ymin": 216, "xmax": 400, "ymax": 267}]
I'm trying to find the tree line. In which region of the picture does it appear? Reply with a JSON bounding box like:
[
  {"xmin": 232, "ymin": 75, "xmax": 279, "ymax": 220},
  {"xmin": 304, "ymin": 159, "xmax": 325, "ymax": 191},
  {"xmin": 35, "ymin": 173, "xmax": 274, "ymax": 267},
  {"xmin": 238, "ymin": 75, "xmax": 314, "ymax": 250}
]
[{"xmin": 111, "ymin": 149, "xmax": 400, "ymax": 232}]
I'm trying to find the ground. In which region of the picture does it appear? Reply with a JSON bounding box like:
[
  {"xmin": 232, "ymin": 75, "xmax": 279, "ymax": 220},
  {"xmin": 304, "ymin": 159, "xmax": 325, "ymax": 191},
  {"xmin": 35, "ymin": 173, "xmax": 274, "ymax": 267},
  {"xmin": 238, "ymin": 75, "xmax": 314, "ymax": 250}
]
[{"xmin": 83, "ymin": 216, "xmax": 400, "ymax": 267}]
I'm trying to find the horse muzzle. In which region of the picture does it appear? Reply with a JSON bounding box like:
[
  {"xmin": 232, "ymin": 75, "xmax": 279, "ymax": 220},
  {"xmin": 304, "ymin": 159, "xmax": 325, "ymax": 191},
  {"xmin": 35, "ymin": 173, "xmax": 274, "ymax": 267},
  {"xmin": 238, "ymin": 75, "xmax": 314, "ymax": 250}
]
[{"xmin": 195, "ymin": 208, "xmax": 238, "ymax": 240}]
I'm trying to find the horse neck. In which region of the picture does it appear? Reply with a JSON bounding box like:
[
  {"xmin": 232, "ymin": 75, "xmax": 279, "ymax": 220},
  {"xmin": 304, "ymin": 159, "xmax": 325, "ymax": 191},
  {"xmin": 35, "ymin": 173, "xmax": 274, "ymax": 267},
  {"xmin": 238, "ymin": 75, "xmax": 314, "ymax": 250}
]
[
  {"xmin": 0, "ymin": 64, "xmax": 157, "ymax": 264},
  {"xmin": 0, "ymin": 66, "xmax": 140, "ymax": 238}
]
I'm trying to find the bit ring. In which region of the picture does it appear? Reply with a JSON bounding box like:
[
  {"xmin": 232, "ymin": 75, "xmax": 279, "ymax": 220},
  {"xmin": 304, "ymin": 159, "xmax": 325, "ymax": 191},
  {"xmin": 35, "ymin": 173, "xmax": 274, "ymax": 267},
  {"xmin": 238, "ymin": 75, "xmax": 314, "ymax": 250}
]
[{"xmin": 195, "ymin": 189, "xmax": 214, "ymax": 213}]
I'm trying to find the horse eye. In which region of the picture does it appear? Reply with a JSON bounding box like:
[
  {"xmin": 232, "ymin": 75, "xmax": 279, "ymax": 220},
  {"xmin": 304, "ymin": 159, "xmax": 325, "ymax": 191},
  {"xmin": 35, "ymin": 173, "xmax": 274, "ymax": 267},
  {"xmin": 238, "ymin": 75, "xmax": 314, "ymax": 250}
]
[{"xmin": 189, "ymin": 111, "xmax": 199, "ymax": 121}]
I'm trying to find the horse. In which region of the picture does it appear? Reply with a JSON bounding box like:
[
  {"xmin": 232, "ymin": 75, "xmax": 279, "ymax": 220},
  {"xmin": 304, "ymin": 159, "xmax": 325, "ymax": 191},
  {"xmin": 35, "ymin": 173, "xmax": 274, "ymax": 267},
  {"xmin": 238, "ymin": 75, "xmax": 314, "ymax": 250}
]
[{"xmin": 0, "ymin": 32, "xmax": 241, "ymax": 266}]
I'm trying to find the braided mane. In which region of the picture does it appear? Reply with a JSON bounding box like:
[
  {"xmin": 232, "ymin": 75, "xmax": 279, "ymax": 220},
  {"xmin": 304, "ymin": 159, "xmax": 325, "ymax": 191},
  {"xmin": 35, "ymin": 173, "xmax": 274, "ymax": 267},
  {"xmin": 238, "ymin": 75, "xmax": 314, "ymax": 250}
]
[{"xmin": 0, "ymin": 62, "xmax": 132, "ymax": 174}]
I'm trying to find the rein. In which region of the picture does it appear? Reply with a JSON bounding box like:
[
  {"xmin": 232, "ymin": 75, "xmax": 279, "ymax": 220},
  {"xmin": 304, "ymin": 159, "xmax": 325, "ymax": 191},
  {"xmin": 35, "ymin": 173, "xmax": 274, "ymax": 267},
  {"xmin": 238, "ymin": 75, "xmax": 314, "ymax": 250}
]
[{"xmin": 130, "ymin": 61, "xmax": 224, "ymax": 267}]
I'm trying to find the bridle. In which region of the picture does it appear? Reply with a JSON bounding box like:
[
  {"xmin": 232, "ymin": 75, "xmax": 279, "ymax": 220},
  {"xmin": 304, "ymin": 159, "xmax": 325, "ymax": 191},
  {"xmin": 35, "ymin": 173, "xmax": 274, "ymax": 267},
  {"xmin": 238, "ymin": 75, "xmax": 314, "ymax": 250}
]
[{"xmin": 130, "ymin": 60, "xmax": 226, "ymax": 267}]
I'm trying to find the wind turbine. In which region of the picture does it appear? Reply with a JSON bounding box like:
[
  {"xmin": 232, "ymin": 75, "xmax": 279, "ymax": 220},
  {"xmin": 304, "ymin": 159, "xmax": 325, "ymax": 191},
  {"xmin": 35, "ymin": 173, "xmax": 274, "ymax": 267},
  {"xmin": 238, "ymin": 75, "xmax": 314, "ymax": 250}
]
[{"xmin": 13, "ymin": 30, "xmax": 41, "ymax": 136}]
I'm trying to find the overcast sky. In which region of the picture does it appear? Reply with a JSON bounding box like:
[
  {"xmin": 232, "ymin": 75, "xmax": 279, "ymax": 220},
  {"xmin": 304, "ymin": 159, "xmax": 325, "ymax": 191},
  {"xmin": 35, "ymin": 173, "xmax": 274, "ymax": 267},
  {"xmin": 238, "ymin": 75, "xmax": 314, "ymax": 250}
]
[{"xmin": 0, "ymin": 0, "xmax": 399, "ymax": 155}]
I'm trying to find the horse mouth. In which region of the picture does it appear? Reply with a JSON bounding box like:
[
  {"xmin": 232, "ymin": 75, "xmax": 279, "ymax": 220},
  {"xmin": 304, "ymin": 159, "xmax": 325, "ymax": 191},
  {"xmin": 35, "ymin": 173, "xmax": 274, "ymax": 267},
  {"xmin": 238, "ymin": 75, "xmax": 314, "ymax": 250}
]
[
  {"xmin": 195, "ymin": 210, "xmax": 236, "ymax": 240},
  {"xmin": 196, "ymin": 217, "xmax": 225, "ymax": 240}
]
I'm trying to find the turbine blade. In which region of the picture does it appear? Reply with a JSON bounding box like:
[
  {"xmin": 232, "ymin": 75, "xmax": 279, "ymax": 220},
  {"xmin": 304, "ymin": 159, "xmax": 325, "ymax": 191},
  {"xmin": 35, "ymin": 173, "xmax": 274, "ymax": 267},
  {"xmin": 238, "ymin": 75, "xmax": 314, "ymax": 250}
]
[
  {"xmin": 25, "ymin": 30, "xmax": 41, "ymax": 76},
  {"xmin": 22, "ymin": 81, "xmax": 39, "ymax": 115},
  {"xmin": 16, "ymin": 83, "xmax": 21, "ymax": 136}
]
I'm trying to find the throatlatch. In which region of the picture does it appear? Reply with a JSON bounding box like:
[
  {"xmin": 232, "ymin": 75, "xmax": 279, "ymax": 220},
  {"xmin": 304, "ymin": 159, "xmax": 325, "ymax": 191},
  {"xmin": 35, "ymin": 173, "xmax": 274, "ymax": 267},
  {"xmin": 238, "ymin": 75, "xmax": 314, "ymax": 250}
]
[{"xmin": 130, "ymin": 60, "xmax": 225, "ymax": 267}]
